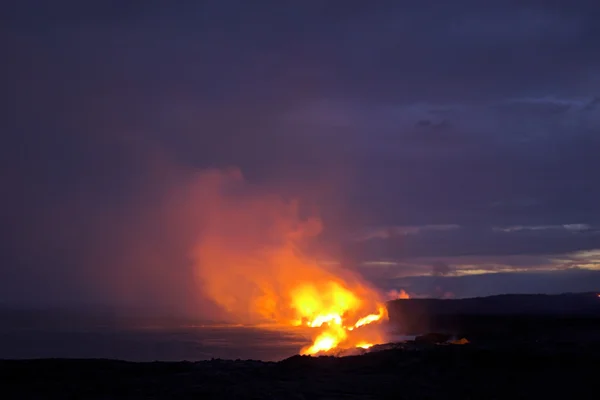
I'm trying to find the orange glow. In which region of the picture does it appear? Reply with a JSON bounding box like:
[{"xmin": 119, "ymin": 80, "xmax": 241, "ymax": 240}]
[
  {"xmin": 387, "ymin": 289, "xmax": 410, "ymax": 300},
  {"xmin": 357, "ymin": 342, "xmax": 374, "ymax": 349},
  {"xmin": 304, "ymin": 327, "xmax": 345, "ymax": 354},
  {"xmin": 187, "ymin": 169, "xmax": 388, "ymax": 355},
  {"xmin": 354, "ymin": 306, "xmax": 387, "ymax": 329},
  {"xmin": 298, "ymin": 301, "xmax": 387, "ymax": 355}
]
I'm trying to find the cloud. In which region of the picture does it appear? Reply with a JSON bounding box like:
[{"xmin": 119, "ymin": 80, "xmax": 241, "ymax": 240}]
[
  {"xmin": 355, "ymin": 225, "xmax": 460, "ymax": 241},
  {"xmin": 393, "ymin": 269, "xmax": 600, "ymax": 299},
  {"xmin": 2, "ymin": 0, "xmax": 600, "ymax": 307},
  {"xmin": 358, "ymin": 251, "xmax": 600, "ymax": 298},
  {"xmin": 355, "ymin": 248, "xmax": 600, "ymax": 297},
  {"xmin": 288, "ymin": 95, "xmax": 600, "ymax": 232},
  {"xmin": 492, "ymin": 224, "xmax": 592, "ymax": 233},
  {"xmin": 344, "ymin": 224, "xmax": 600, "ymax": 265},
  {"xmin": 431, "ymin": 261, "xmax": 452, "ymax": 277}
]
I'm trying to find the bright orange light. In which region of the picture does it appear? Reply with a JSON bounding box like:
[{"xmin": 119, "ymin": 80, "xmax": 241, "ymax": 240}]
[
  {"xmin": 303, "ymin": 327, "xmax": 346, "ymax": 354},
  {"xmin": 188, "ymin": 168, "xmax": 388, "ymax": 356},
  {"xmin": 354, "ymin": 307, "xmax": 386, "ymax": 329},
  {"xmin": 307, "ymin": 314, "xmax": 343, "ymax": 327},
  {"xmin": 293, "ymin": 283, "xmax": 387, "ymax": 355}
]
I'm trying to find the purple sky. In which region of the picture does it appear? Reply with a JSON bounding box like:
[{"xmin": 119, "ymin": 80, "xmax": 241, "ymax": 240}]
[{"xmin": 2, "ymin": 0, "xmax": 600, "ymax": 311}]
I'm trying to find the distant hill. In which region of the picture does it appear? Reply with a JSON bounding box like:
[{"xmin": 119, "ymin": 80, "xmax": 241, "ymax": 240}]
[
  {"xmin": 386, "ymin": 292, "xmax": 600, "ymax": 336},
  {"xmin": 388, "ymin": 292, "xmax": 600, "ymax": 317}
]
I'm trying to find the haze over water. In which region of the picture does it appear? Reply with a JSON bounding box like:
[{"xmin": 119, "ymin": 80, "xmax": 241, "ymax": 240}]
[
  {"xmin": 0, "ymin": 320, "xmax": 412, "ymax": 361},
  {"xmin": 0, "ymin": 325, "xmax": 304, "ymax": 362}
]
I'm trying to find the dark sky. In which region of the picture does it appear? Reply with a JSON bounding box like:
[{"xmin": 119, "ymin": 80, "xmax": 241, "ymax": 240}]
[{"xmin": 2, "ymin": 0, "xmax": 600, "ymax": 311}]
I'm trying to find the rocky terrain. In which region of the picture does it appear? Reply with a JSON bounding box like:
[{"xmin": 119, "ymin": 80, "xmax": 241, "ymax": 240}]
[{"xmin": 2, "ymin": 336, "xmax": 600, "ymax": 399}]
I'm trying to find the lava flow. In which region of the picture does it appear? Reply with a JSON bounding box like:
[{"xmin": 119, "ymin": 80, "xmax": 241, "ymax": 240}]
[{"xmin": 289, "ymin": 281, "xmax": 388, "ymax": 355}]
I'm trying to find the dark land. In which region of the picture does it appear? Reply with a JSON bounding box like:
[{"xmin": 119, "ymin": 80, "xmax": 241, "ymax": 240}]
[{"xmin": 2, "ymin": 292, "xmax": 600, "ymax": 399}]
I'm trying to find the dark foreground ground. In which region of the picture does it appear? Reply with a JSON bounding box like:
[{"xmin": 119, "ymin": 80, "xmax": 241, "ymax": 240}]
[
  {"xmin": 2, "ymin": 293, "xmax": 600, "ymax": 399},
  {"xmin": 2, "ymin": 338, "xmax": 600, "ymax": 399}
]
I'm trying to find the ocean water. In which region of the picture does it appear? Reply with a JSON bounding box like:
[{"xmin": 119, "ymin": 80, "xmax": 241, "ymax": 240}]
[
  {"xmin": 0, "ymin": 325, "xmax": 311, "ymax": 362},
  {"xmin": 0, "ymin": 324, "xmax": 416, "ymax": 362}
]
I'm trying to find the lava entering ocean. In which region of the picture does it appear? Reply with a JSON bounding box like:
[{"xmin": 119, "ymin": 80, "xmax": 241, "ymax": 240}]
[
  {"xmin": 187, "ymin": 169, "xmax": 389, "ymax": 355},
  {"xmin": 195, "ymin": 237, "xmax": 389, "ymax": 355},
  {"xmin": 290, "ymin": 281, "xmax": 388, "ymax": 355}
]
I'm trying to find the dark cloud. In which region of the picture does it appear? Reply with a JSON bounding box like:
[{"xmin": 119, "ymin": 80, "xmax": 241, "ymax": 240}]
[
  {"xmin": 432, "ymin": 262, "xmax": 451, "ymax": 277},
  {"xmin": 2, "ymin": 0, "xmax": 600, "ymax": 306},
  {"xmin": 388, "ymin": 269, "xmax": 600, "ymax": 299},
  {"xmin": 347, "ymin": 226, "xmax": 600, "ymax": 260}
]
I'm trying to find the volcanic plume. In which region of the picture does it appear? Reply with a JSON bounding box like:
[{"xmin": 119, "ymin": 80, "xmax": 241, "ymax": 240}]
[{"xmin": 182, "ymin": 168, "xmax": 388, "ymax": 354}]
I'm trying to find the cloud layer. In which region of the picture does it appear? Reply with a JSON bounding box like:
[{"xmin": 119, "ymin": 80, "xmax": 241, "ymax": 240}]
[{"xmin": 2, "ymin": 0, "xmax": 600, "ymax": 305}]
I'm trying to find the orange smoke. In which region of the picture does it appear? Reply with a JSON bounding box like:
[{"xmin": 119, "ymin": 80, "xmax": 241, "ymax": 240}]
[
  {"xmin": 387, "ymin": 289, "xmax": 411, "ymax": 300},
  {"xmin": 183, "ymin": 169, "xmax": 387, "ymax": 355}
]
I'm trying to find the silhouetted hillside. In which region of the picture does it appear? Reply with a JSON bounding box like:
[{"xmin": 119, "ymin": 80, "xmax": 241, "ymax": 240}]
[
  {"xmin": 387, "ymin": 292, "xmax": 600, "ymax": 336},
  {"xmin": 389, "ymin": 292, "xmax": 600, "ymax": 316},
  {"xmin": 2, "ymin": 342, "xmax": 599, "ymax": 399}
]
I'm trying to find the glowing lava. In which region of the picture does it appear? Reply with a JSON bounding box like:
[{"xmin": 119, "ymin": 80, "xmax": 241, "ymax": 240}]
[
  {"xmin": 357, "ymin": 342, "xmax": 374, "ymax": 349},
  {"xmin": 290, "ymin": 281, "xmax": 387, "ymax": 355}
]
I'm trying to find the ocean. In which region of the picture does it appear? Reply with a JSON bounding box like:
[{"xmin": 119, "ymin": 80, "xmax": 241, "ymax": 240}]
[{"xmin": 0, "ymin": 325, "xmax": 311, "ymax": 362}]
